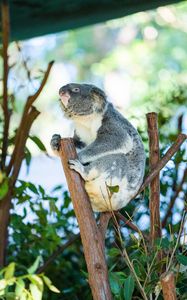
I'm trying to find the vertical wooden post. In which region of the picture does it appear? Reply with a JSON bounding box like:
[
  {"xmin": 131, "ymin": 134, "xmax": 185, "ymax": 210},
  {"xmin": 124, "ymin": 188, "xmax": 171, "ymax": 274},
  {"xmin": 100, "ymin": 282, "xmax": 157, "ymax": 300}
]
[
  {"xmin": 146, "ymin": 113, "xmax": 161, "ymax": 245},
  {"xmin": 161, "ymin": 272, "xmax": 177, "ymax": 300},
  {"xmin": 59, "ymin": 138, "xmax": 112, "ymax": 300}
]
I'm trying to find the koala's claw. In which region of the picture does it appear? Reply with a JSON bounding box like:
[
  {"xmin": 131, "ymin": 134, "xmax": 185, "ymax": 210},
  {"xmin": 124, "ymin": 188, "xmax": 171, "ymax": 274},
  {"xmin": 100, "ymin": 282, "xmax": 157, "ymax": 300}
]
[
  {"xmin": 68, "ymin": 159, "xmax": 84, "ymax": 175},
  {"xmin": 50, "ymin": 134, "xmax": 61, "ymax": 151}
]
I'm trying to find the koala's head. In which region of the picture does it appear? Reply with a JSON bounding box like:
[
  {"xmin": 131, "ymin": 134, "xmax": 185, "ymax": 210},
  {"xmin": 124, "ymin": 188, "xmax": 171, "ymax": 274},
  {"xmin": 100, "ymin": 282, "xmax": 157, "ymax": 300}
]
[{"xmin": 59, "ymin": 83, "xmax": 107, "ymax": 118}]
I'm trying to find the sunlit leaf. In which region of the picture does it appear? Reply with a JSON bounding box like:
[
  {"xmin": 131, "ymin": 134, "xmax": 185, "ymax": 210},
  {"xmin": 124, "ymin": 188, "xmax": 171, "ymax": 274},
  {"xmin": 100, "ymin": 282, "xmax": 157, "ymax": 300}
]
[
  {"xmin": 28, "ymin": 256, "xmax": 42, "ymax": 274},
  {"xmin": 4, "ymin": 263, "xmax": 15, "ymax": 280},
  {"xmin": 15, "ymin": 278, "xmax": 25, "ymax": 296},
  {"xmin": 0, "ymin": 279, "xmax": 7, "ymax": 290},
  {"xmin": 28, "ymin": 275, "xmax": 43, "ymax": 290},
  {"xmin": 30, "ymin": 283, "xmax": 42, "ymax": 300}
]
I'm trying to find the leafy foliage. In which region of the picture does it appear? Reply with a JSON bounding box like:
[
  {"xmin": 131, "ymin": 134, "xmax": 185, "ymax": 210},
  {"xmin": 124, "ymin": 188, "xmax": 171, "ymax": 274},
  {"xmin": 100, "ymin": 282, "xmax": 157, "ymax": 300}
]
[{"xmin": 0, "ymin": 2, "xmax": 187, "ymax": 300}]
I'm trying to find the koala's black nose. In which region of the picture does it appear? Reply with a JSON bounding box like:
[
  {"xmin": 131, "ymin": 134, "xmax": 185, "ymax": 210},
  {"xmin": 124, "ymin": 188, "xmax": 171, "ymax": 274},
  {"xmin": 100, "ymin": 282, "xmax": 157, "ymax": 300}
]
[{"xmin": 59, "ymin": 87, "xmax": 66, "ymax": 95}]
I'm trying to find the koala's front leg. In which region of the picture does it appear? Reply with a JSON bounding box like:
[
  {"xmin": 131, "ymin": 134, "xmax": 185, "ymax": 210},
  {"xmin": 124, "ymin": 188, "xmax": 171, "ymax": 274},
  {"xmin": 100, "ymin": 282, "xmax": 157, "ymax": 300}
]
[{"xmin": 69, "ymin": 159, "xmax": 98, "ymax": 181}]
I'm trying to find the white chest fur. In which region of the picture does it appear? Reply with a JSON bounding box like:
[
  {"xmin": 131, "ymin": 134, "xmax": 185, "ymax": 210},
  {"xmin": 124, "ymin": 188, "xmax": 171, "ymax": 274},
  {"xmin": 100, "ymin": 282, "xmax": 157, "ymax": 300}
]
[{"xmin": 73, "ymin": 113, "xmax": 102, "ymax": 145}]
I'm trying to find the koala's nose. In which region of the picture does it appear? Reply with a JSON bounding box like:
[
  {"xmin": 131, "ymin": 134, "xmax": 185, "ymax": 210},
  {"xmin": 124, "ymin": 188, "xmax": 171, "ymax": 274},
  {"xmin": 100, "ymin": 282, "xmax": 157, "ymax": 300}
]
[
  {"xmin": 59, "ymin": 86, "xmax": 70, "ymax": 107},
  {"xmin": 59, "ymin": 87, "xmax": 66, "ymax": 96}
]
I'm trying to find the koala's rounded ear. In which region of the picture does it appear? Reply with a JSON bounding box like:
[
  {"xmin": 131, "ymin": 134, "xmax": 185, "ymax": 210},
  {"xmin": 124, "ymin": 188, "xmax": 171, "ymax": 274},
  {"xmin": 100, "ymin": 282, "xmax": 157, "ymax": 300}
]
[
  {"xmin": 90, "ymin": 86, "xmax": 107, "ymax": 112},
  {"xmin": 90, "ymin": 86, "xmax": 106, "ymax": 101}
]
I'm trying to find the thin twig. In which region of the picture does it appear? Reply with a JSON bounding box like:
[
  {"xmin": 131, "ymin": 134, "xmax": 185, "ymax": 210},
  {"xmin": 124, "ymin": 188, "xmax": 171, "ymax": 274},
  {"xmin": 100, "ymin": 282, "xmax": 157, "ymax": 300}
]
[
  {"xmin": 36, "ymin": 234, "xmax": 80, "ymax": 274},
  {"xmin": 6, "ymin": 61, "xmax": 54, "ymax": 175},
  {"xmin": 162, "ymin": 167, "xmax": 187, "ymax": 227},
  {"xmin": 166, "ymin": 210, "xmax": 186, "ymax": 273},
  {"xmin": 134, "ymin": 133, "xmax": 187, "ymax": 199},
  {"xmin": 122, "ymin": 248, "xmax": 148, "ymax": 300},
  {"xmin": 115, "ymin": 212, "xmax": 143, "ymax": 234}
]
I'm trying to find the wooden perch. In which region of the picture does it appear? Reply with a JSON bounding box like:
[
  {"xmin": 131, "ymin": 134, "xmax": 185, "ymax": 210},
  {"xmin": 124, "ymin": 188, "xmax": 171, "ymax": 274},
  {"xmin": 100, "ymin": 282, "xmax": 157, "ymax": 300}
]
[
  {"xmin": 59, "ymin": 138, "xmax": 112, "ymax": 300},
  {"xmin": 147, "ymin": 112, "xmax": 161, "ymax": 244},
  {"xmin": 161, "ymin": 272, "xmax": 177, "ymax": 300}
]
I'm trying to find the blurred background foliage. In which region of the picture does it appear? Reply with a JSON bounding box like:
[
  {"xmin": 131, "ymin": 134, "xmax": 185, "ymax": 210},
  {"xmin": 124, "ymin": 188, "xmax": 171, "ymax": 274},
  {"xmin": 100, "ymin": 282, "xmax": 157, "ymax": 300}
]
[{"xmin": 0, "ymin": 1, "xmax": 187, "ymax": 299}]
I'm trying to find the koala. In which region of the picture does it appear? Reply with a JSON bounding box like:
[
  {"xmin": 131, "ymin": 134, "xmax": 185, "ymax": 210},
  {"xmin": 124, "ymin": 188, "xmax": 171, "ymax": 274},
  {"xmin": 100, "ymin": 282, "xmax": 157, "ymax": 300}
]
[{"xmin": 51, "ymin": 83, "xmax": 145, "ymax": 212}]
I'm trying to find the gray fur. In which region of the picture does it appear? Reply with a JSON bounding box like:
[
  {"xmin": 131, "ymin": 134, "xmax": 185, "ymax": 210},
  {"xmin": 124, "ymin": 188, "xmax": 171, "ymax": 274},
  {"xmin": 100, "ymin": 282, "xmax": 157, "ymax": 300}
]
[{"xmin": 51, "ymin": 83, "xmax": 146, "ymax": 212}]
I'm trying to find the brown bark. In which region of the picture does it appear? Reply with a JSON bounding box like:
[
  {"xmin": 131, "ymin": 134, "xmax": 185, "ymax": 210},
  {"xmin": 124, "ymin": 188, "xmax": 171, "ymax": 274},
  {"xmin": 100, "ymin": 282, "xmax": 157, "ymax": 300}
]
[
  {"xmin": 7, "ymin": 61, "xmax": 54, "ymax": 176},
  {"xmin": 1, "ymin": 0, "xmax": 10, "ymax": 170},
  {"xmin": 161, "ymin": 272, "xmax": 177, "ymax": 300},
  {"xmin": 114, "ymin": 212, "xmax": 141, "ymax": 233},
  {"xmin": 146, "ymin": 113, "xmax": 161, "ymax": 245},
  {"xmin": 0, "ymin": 107, "xmax": 40, "ymax": 267},
  {"xmin": 59, "ymin": 138, "xmax": 112, "ymax": 300}
]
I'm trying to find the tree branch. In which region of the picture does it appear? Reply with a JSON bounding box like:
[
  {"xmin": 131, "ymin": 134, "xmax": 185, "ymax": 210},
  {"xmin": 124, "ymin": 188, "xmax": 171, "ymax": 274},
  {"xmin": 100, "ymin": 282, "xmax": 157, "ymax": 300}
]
[
  {"xmin": 160, "ymin": 272, "xmax": 177, "ymax": 300},
  {"xmin": 0, "ymin": 106, "xmax": 40, "ymax": 266},
  {"xmin": 7, "ymin": 61, "xmax": 54, "ymax": 175},
  {"xmin": 135, "ymin": 133, "xmax": 187, "ymax": 198},
  {"xmin": 1, "ymin": 0, "xmax": 10, "ymax": 170},
  {"xmin": 36, "ymin": 233, "xmax": 80, "ymax": 274},
  {"xmin": 114, "ymin": 212, "xmax": 142, "ymax": 233},
  {"xmin": 146, "ymin": 112, "xmax": 161, "ymax": 244},
  {"xmin": 59, "ymin": 138, "xmax": 112, "ymax": 300}
]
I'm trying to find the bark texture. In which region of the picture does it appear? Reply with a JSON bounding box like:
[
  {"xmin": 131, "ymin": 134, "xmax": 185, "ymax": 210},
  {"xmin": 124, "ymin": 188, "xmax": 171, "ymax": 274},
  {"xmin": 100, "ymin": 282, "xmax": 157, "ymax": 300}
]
[
  {"xmin": 59, "ymin": 138, "xmax": 112, "ymax": 300},
  {"xmin": 161, "ymin": 272, "xmax": 177, "ymax": 300},
  {"xmin": 146, "ymin": 112, "xmax": 161, "ymax": 244}
]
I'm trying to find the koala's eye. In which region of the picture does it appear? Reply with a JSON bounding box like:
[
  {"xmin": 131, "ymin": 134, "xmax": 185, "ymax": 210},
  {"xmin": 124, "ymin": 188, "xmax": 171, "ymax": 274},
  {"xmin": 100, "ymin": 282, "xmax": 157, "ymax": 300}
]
[{"xmin": 72, "ymin": 87, "xmax": 80, "ymax": 93}]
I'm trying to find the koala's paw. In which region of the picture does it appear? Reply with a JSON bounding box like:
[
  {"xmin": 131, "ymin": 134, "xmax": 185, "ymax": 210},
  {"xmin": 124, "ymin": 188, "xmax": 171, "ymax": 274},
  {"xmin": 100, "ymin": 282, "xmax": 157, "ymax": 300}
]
[
  {"xmin": 50, "ymin": 134, "xmax": 61, "ymax": 152},
  {"xmin": 68, "ymin": 159, "xmax": 85, "ymax": 177}
]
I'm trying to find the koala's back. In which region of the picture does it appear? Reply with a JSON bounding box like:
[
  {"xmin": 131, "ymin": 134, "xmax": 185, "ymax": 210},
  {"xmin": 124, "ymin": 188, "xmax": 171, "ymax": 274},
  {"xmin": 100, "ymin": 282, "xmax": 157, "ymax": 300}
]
[{"xmin": 77, "ymin": 103, "xmax": 146, "ymax": 212}]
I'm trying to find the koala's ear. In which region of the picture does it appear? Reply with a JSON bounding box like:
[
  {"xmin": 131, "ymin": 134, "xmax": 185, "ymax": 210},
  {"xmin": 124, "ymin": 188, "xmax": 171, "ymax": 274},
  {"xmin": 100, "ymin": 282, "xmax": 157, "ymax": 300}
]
[{"xmin": 90, "ymin": 86, "xmax": 107, "ymax": 112}]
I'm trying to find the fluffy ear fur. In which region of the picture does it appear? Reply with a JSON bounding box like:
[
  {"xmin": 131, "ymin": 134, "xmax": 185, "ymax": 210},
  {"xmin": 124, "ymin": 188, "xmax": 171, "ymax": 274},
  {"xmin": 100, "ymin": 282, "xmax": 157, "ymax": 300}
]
[{"xmin": 90, "ymin": 86, "xmax": 107, "ymax": 112}]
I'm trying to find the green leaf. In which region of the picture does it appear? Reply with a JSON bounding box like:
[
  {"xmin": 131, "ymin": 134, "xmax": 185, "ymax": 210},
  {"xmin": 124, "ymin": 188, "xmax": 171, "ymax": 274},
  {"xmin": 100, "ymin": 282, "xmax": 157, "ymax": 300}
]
[
  {"xmin": 28, "ymin": 275, "xmax": 43, "ymax": 290},
  {"xmin": 28, "ymin": 256, "xmax": 42, "ymax": 274},
  {"xmin": 29, "ymin": 136, "xmax": 47, "ymax": 152},
  {"xmin": 15, "ymin": 279, "xmax": 25, "ymax": 296},
  {"xmin": 0, "ymin": 179, "xmax": 9, "ymax": 200},
  {"xmin": 109, "ymin": 273, "xmax": 121, "ymax": 295},
  {"xmin": 20, "ymin": 291, "xmax": 28, "ymax": 300},
  {"xmin": 4, "ymin": 263, "xmax": 15, "ymax": 280},
  {"xmin": 24, "ymin": 147, "xmax": 32, "ymax": 171},
  {"xmin": 107, "ymin": 185, "xmax": 119, "ymax": 194},
  {"xmin": 27, "ymin": 182, "xmax": 39, "ymax": 195},
  {"xmin": 48, "ymin": 285, "xmax": 60, "ymax": 293},
  {"xmin": 108, "ymin": 248, "xmax": 121, "ymax": 257},
  {"xmin": 39, "ymin": 185, "xmax": 45, "ymax": 197},
  {"xmin": 42, "ymin": 276, "xmax": 60, "ymax": 293},
  {"xmin": 176, "ymin": 254, "xmax": 187, "ymax": 266},
  {"xmin": 124, "ymin": 275, "xmax": 135, "ymax": 300},
  {"xmin": 30, "ymin": 283, "xmax": 42, "ymax": 300}
]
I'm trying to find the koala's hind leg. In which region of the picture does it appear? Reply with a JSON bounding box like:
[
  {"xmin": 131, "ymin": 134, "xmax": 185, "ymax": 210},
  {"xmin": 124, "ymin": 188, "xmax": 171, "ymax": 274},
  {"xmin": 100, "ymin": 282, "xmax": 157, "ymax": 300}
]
[{"xmin": 68, "ymin": 159, "xmax": 99, "ymax": 181}]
